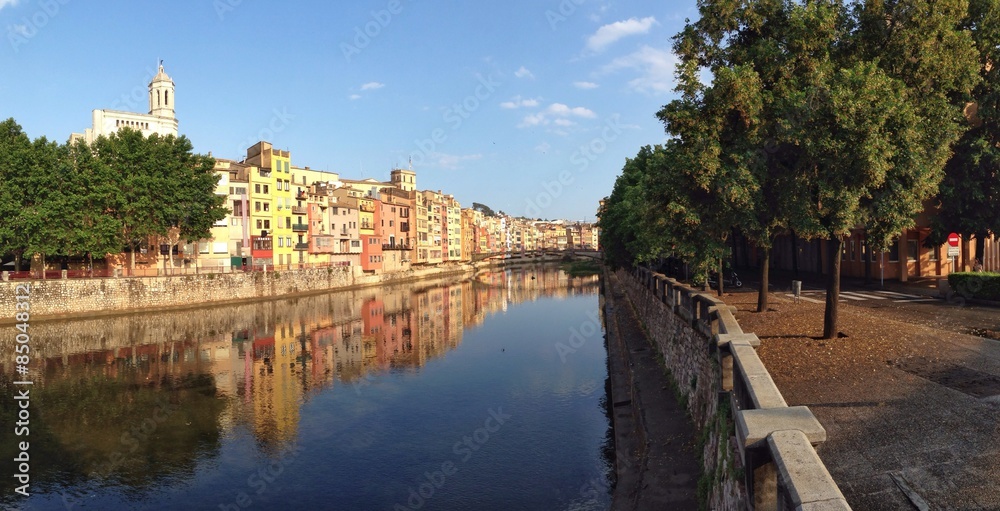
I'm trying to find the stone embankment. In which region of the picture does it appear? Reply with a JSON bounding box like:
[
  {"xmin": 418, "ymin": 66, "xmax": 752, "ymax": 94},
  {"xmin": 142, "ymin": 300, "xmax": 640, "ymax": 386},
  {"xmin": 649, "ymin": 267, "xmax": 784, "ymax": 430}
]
[
  {"xmin": 612, "ymin": 267, "xmax": 850, "ymax": 510},
  {"xmin": 0, "ymin": 263, "xmax": 484, "ymax": 323}
]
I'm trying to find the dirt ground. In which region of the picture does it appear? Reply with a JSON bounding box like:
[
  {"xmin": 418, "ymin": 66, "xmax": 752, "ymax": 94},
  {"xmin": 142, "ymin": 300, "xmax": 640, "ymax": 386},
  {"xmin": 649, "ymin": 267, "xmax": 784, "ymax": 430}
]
[{"xmin": 724, "ymin": 289, "xmax": 1000, "ymax": 510}]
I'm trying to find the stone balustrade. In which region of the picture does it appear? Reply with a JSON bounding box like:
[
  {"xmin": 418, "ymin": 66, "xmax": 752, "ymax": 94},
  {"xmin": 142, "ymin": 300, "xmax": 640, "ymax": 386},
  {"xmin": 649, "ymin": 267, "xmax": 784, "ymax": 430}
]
[{"xmin": 625, "ymin": 266, "xmax": 850, "ymax": 511}]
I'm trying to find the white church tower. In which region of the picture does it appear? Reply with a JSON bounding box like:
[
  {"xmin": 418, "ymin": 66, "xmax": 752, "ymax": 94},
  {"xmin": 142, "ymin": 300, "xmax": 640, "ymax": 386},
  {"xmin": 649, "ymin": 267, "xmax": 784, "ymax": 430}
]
[
  {"xmin": 70, "ymin": 61, "xmax": 180, "ymax": 144},
  {"xmin": 149, "ymin": 62, "xmax": 175, "ymax": 119}
]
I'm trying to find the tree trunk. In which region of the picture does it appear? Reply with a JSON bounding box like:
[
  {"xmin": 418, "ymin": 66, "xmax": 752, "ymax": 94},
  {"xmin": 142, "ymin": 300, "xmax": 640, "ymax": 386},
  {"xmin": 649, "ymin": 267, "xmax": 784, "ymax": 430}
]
[
  {"xmin": 14, "ymin": 252, "xmax": 22, "ymax": 272},
  {"xmin": 791, "ymin": 231, "xmax": 799, "ymax": 278},
  {"xmin": 130, "ymin": 242, "xmax": 136, "ymax": 272},
  {"xmin": 823, "ymin": 237, "xmax": 843, "ymax": 340},
  {"xmin": 757, "ymin": 247, "xmax": 770, "ymax": 313},
  {"xmin": 863, "ymin": 229, "xmax": 872, "ymax": 286},
  {"xmin": 742, "ymin": 236, "xmax": 750, "ymax": 269},
  {"xmin": 717, "ymin": 257, "xmax": 725, "ymax": 297},
  {"xmin": 976, "ymin": 232, "xmax": 987, "ymax": 271},
  {"xmin": 40, "ymin": 253, "xmax": 45, "ymax": 280},
  {"xmin": 731, "ymin": 228, "xmax": 740, "ymax": 269}
]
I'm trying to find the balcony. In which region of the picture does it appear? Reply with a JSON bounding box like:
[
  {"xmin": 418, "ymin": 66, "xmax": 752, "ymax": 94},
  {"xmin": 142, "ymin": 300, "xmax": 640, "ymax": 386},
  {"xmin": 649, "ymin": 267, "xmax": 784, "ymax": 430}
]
[
  {"xmin": 383, "ymin": 243, "xmax": 412, "ymax": 251},
  {"xmin": 291, "ymin": 206, "xmax": 307, "ymax": 215},
  {"xmin": 292, "ymin": 223, "xmax": 309, "ymax": 232},
  {"xmin": 294, "ymin": 242, "xmax": 309, "ymax": 251}
]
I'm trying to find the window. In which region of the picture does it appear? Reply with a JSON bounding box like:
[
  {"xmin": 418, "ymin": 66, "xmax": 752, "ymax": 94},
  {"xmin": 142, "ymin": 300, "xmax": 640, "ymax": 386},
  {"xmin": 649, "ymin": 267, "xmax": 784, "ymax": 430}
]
[
  {"xmin": 278, "ymin": 237, "xmax": 284, "ymax": 247},
  {"xmin": 199, "ymin": 242, "xmax": 210, "ymax": 254},
  {"xmin": 850, "ymin": 240, "xmax": 856, "ymax": 261},
  {"xmin": 264, "ymin": 220, "xmax": 271, "ymax": 229},
  {"xmin": 256, "ymin": 219, "xmax": 263, "ymax": 229},
  {"xmin": 263, "ymin": 203, "xmax": 270, "ymax": 212},
  {"xmin": 907, "ymin": 240, "xmax": 918, "ymax": 262},
  {"xmin": 263, "ymin": 185, "xmax": 269, "ymax": 194},
  {"xmin": 286, "ymin": 217, "xmax": 291, "ymax": 228},
  {"xmin": 286, "ymin": 236, "xmax": 291, "ymax": 246},
  {"xmin": 255, "ymin": 184, "xmax": 261, "ymax": 193},
  {"xmin": 165, "ymin": 90, "xmax": 169, "ymax": 106},
  {"xmin": 888, "ymin": 239, "xmax": 900, "ymax": 263},
  {"xmin": 928, "ymin": 245, "xmax": 939, "ymax": 261},
  {"xmin": 255, "ymin": 201, "xmax": 261, "ymax": 212}
]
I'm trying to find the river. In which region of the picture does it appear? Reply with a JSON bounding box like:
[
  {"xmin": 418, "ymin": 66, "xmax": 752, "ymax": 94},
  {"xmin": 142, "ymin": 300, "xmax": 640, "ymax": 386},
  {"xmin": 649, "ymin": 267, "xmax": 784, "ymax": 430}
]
[{"xmin": 0, "ymin": 265, "xmax": 612, "ymax": 511}]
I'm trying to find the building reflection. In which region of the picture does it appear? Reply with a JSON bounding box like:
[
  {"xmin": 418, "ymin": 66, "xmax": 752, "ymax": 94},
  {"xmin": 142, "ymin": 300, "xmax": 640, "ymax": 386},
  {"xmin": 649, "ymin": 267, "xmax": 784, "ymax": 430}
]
[{"xmin": 0, "ymin": 266, "xmax": 598, "ymax": 492}]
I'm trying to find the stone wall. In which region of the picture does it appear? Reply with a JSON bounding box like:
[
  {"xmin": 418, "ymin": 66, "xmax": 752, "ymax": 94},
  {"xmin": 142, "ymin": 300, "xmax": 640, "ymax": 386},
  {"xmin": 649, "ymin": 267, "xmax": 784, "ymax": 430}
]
[
  {"xmin": 618, "ymin": 268, "xmax": 850, "ymax": 510},
  {"xmin": 0, "ymin": 264, "xmax": 477, "ymax": 322}
]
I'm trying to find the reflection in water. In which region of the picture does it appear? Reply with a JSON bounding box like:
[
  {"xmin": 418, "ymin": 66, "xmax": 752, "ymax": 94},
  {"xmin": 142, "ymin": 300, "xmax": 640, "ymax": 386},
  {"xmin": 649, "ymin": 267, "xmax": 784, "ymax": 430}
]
[{"xmin": 0, "ymin": 266, "xmax": 603, "ymax": 510}]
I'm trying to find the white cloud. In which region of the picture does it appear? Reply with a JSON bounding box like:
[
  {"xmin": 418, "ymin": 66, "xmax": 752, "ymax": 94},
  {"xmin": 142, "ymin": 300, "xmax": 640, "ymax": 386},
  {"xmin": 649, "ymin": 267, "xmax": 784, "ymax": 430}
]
[
  {"xmin": 517, "ymin": 113, "xmax": 547, "ymax": 128},
  {"xmin": 0, "ymin": 0, "xmax": 20, "ymax": 11},
  {"xmin": 587, "ymin": 17, "xmax": 657, "ymax": 52},
  {"xmin": 574, "ymin": 81, "xmax": 599, "ymax": 90},
  {"xmin": 514, "ymin": 66, "xmax": 535, "ymax": 79},
  {"xmin": 601, "ymin": 45, "xmax": 678, "ymax": 94},
  {"xmin": 535, "ymin": 142, "xmax": 551, "ymax": 153},
  {"xmin": 500, "ymin": 96, "xmax": 541, "ymax": 109},
  {"xmin": 428, "ymin": 152, "xmax": 483, "ymax": 170},
  {"xmin": 360, "ymin": 82, "xmax": 385, "ymax": 91},
  {"xmin": 546, "ymin": 103, "xmax": 597, "ymax": 118},
  {"xmin": 517, "ymin": 103, "xmax": 596, "ymax": 129},
  {"xmin": 349, "ymin": 94, "xmax": 362, "ymax": 101}
]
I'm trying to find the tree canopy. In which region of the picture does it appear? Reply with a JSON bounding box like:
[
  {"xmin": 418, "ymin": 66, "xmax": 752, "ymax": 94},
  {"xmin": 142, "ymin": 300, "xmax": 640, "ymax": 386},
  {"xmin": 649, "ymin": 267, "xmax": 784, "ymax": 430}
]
[
  {"xmin": 0, "ymin": 120, "xmax": 226, "ymax": 270},
  {"xmin": 602, "ymin": 0, "xmax": 983, "ymax": 338}
]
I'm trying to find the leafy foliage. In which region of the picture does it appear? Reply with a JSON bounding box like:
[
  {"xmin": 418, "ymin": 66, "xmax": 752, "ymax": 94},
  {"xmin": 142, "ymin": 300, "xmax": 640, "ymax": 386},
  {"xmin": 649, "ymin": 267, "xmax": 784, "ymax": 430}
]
[
  {"xmin": 601, "ymin": 0, "xmax": 981, "ymax": 338},
  {"xmin": 0, "ymin": 121, "xmax": 226, "ymax": 268}
]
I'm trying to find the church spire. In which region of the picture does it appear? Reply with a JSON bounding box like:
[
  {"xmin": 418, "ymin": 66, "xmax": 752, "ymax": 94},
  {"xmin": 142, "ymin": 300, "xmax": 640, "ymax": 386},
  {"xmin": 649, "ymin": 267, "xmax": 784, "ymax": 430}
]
[{"xmin": 149, "ymin": 61, "xmax": 175, "ymax": 119}]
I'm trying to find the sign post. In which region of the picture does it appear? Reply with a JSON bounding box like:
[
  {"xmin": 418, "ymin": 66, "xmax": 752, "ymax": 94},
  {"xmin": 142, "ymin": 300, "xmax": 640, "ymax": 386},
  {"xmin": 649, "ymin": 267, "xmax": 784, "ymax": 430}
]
[{"xmin": 947, "ymin": 232, "xmax": 961, "ymax": 272}]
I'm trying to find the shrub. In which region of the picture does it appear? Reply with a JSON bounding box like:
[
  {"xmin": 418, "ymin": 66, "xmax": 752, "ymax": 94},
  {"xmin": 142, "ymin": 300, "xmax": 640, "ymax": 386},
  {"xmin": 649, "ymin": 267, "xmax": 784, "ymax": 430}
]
[{"xmin": 948, "ymin": 272, "xmax": 1000, "ymax": 301}]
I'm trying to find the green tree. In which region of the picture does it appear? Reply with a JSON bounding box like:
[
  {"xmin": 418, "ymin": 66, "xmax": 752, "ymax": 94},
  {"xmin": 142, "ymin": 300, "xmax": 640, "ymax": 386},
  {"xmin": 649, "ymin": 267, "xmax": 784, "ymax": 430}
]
[
  {"xmin": 928, "ymin": 0, "xmax": 1000, "ymax": 265},
  {"xmin": 663, "ymin": 0, "xmax": 979, "ymax": 338},
  {"xmin": 0, "ymin": 119, "xmax": 35, "ymax": 270},
  {"xmin": 91, "ymin": 128, "xmax": 225, "ymax": 271}
]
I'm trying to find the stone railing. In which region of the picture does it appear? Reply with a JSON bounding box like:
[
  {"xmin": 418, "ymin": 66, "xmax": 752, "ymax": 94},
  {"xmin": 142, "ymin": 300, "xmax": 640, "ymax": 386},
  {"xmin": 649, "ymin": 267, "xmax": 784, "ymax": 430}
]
[{"xmin": 628, "ymin": 267, "xmax": 850, "ymax": 511}]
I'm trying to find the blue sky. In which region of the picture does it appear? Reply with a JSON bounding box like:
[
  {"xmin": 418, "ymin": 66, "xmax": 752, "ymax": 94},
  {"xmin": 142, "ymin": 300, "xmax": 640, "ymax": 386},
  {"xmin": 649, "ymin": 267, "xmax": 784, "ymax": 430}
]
[{"xmin": 1, "ymin": 0, "xmax": 698, "ymax": 221}]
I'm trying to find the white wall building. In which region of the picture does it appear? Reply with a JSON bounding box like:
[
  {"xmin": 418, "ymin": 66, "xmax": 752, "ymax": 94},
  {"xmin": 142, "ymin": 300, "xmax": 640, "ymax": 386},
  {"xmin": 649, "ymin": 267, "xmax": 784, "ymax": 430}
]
[{"xmin": 70, "ymin": 63, "xmax": 179, "ymax": 144}]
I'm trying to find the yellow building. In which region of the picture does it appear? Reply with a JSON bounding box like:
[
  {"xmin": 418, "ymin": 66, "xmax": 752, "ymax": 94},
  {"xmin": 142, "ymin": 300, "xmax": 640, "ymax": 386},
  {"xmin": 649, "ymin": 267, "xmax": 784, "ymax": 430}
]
[{"xmin": 246, "ymin": 141, "xmax": 293, "ymax": 267}]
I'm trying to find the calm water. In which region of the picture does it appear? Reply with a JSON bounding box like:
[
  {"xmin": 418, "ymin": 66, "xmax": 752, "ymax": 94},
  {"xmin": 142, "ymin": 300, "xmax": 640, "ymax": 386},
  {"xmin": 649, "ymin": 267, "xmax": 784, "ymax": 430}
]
[{"xmin": 0, "ymin": 266, "xmax": 611, "ymax": 511}]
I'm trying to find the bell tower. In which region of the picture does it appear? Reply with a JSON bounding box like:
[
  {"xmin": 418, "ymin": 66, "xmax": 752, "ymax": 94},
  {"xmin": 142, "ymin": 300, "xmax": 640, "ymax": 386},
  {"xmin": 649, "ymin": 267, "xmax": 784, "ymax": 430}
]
[{"xmin": 148, "ymin": 61, "xmax": 175, "ymax": 119}]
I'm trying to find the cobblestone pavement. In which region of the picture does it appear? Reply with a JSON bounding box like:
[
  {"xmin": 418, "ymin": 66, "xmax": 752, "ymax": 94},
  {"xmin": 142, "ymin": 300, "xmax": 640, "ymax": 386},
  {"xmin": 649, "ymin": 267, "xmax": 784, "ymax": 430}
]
[{"xmin": 725, "ymin": 289, "xmax": 1000, "ymax": 510}]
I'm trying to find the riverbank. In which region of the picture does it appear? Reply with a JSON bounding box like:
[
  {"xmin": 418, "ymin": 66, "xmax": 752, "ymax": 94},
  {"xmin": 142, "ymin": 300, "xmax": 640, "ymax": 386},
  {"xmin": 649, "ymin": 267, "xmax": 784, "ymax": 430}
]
[
  {"xmin": 0, "ymin": 256, "xmax": 599, "ymax": 324},
  {"xmin": 602, "ymin": 270, "xmax": 701, "ymax": 509},
  {"xmin": 0, "ymin": 261, "xmax": 492, "ymax": 324}
]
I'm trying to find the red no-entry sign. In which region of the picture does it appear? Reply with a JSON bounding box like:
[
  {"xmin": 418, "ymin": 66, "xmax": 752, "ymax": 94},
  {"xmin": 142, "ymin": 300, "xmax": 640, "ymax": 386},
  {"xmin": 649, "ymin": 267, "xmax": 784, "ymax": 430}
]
[{"xmin": 948, "ymin": 233, "xmax": 960, "ymax": 247}]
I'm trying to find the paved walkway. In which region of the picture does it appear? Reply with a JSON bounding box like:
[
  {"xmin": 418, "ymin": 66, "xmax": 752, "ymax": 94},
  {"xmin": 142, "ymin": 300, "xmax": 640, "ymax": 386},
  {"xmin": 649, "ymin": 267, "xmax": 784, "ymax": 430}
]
[
  {"xmin": 726, "ymin": 287, "xmax": 1000, "ymax": 510},
  {"xmin": 603, "ymin": 272, "xmax": 700, "ymax": 510}
]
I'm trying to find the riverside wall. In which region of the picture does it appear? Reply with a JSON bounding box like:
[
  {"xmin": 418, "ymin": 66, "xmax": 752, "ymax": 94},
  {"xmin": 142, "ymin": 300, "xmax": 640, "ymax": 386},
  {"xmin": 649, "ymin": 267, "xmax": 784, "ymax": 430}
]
[
  {"xmin": 619, "ymin": 268, "xmax": 850, "ymax": 510},
  {"xmin": 0, "ymin": 263, "xmax": 483, "ymax": 322}
]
